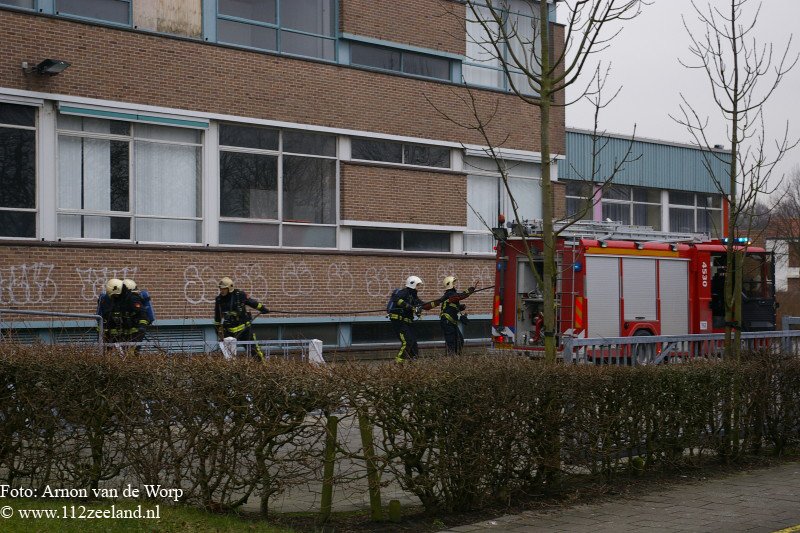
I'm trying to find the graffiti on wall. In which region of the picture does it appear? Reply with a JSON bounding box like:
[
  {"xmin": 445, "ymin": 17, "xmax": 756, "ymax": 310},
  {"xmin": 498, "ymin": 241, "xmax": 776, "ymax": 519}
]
[
  {"xmin": 183, "ymin": 264, "xmax": 270, "ymax": 304},
  {"xmin": 327, "ymin": 262, "xmax": 354, "ymax": 297},
  {"xmin": 0, "ymin": 263, "xmax": 58, "ymax": 305},
  {"xmin": 365, "ymin": 266, "xmax": 392, "ymax": 298},
  {"xmin": 75, "ymin": 267, "xmax": 138, "ymax": 301},
  {"xmin": 281, "ymin": 261, "xmax": 315, "ymax": 298}
]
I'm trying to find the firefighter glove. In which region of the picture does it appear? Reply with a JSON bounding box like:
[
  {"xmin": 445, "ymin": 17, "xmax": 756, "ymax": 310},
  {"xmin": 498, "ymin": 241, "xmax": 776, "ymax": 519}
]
[
  {"xmin": 459, "ymin": 303, "xmax": 466, "ymax": 311},
  {"xmin": 467, "ymin": 286, "xmax": 476, "ymax": 293},
  {"xmin": 414, "ymin": 306, "xmax": 423, "ymax": 317},
  {"xmin": 259, "ymin": 306, "xmax": 269, "ymax": 314}
]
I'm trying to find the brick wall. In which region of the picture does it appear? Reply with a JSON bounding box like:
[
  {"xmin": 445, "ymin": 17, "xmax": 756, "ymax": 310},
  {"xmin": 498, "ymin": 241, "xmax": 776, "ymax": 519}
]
[
  {"xmin": 0, "ymin": 10, "xmax": 564, "ymax": 154},
  {"xmin": 0, "ymin": 244, "xmax": 495, "ymax": 320},
  {"xmin": 341, "ymin": 0, "xmax": 465, "ymax": 55},
  {"xmin": 341, "ymin": 163, "xmax": 467, "ymax": 225}
]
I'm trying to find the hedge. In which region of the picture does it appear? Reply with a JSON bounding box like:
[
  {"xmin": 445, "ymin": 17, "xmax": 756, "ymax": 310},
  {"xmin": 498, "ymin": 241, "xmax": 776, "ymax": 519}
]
[{"xmin": 1, "ymin": 345, "xmax": 800, "ymax": 517}]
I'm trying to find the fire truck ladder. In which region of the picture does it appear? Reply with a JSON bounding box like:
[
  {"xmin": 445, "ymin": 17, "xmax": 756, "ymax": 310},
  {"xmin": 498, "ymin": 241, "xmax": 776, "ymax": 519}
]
[{"xmin": 516, "ymin": 219, "xmax": 709, "ymax": 245}]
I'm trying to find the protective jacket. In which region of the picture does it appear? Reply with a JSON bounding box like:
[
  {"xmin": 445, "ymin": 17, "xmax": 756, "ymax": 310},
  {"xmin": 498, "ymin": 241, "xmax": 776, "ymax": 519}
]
[
  {"xmin": 388, "ymin": 287, "xmax": 423, "ymax": 324},
  {"xmin": 439, "ymin": 288, "xmax": 473, "ymax": 325},
  {"xmin": 98, "ymin": 288, "xmax": 149, "ymax": 340},
  {"xmin": 214, "ymin": 289, "xmax": 267, "ymax": 336}
]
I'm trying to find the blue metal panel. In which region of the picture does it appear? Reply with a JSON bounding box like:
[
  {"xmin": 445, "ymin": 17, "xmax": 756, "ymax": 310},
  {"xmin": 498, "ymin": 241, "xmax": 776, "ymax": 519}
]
[{"xmin": 558, "ymin": 130, "xmax": 732, "ymax": 194}]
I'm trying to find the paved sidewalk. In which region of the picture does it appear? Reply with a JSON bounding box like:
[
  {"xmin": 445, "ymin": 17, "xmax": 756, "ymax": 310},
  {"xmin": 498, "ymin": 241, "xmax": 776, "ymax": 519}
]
[{"xmin": 440, "ymin": 462, "xmax": 800, "ymax": 533}]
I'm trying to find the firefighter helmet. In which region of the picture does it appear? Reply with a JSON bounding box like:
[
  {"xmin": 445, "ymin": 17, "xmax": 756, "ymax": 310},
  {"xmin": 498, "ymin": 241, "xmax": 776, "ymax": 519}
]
[
  {"xmin": 405, "ymin": 276, "xmax": 423, "ymax": 289},
  {"xmin": 105, "ymin": 278, "xmax": 123, "ymax": 297},
  {"xmin": 218, "ymin": 277, "xmax": 234, "ymax": 290},
  {"xmin": 443, "ymin": 276, "xmax": 456, "ymax": 290},
  {"xmin": 122, "ymin": 278, "xmax": 137, "ymax": 291}
]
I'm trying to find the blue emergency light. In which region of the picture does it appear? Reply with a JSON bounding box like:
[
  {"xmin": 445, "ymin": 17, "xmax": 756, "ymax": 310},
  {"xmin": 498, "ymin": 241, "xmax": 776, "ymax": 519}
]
[{"xmin": 721, "ymin": 237, "xmax": 751, "ymax": 245}]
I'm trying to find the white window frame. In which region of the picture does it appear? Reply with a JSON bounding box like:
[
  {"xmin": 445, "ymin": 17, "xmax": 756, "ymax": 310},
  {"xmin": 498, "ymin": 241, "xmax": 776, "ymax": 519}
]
[
  {"xmin": 667, "ymin": 191, "xmax": 723, "ymax": 235},
  {"xmin": 218, "ymin": 125, "xmax": 339, "ymax": 249},
  {"xmin": 55, "ymin": 117, "xmax": 204, "ymax": 244}
]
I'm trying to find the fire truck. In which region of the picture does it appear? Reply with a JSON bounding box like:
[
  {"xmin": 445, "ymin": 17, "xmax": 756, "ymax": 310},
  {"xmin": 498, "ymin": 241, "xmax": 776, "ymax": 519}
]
[{"xmin": 491, "ymin": 220, "xmax": 776, "ymax": 352}]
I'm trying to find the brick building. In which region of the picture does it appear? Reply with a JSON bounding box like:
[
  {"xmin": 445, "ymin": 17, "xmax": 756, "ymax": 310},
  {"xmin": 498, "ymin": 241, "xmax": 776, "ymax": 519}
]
[{"xmin": 0, "ymin": 1, "xmax": 565, "ymax": 351}]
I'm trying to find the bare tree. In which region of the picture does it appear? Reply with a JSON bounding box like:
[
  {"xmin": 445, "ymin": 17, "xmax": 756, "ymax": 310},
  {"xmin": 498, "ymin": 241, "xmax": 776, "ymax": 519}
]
[
  {"xmin": 456, "ymin": 0, "xmax": 649, "ymax": 362},
  {"xmin": 673, "ymin": 0, "xmax": 798, "ymax": 359}
]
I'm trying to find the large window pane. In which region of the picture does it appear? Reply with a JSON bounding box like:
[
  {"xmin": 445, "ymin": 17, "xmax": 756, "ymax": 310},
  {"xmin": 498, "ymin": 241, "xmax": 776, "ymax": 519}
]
[
  {"xmin": 604, "ymin": 184, "xmax": 631, "ymax": 201},
  {"xmin": 218, "ymin": 19, "xmax": 277, "ymax": 51},
  {"xmin": 352, "ymin": 139, "xmax": 402, "ymax": 163},
  {"xmin": 633, "ymin": 203, "xmax": 661, "ymax": 229},
  {"xmin": 669, "ymin": 207, "xmax": 695, "ymax": 233},
  {"xmin": 220, "ymin": 152, "xmax": 278, "ymax": 219},
  {"xmin": 352, "ymin": 321, "xmax": 397, "ymax": 344},
  {"xmin": 58, "ymin": 137, "xmax": 129, "ymax": 212},
  {"xmin": 135, "ymin": 142, "xmax": 200, "ymax": 218},
  {"xmin": 697, "ymin": 209, "xmax": 722, "ymax": 236},
  {"xmin": 467, "ymin": 174, "xmax": 499, "ymax": 231},
  {"xmin": 352, "ymin": 228, "xmax": 401, "ymax": 249},
  {"xmin": 283, "ymin": 130, "xmax": 336, "ymax": 156},
  {"xmin": 506, "ymin": 177, "xmax": 539, "ymax": 221},
  {"xmin": 464, "ymin": 233, "xmax": 494, "ymax": 253},
  {"xmin": 462, "ymin": 64, "xmax": 504, "ymax": 88},
  {"xmin": 403, "ymin": 144, "xmax": 450, "ymax": 168},
  {"xmin": 402, "ymin": 52, "xmax": 450, "ymax": 80},
  {"xmin": 58, "ymin": 214, "xmax": 130, "ymax": 240},
  {"xmin": 136, "ymin": 218, "xmax": 200, "ymax": 243},
  {"xmin": 602, "ymin": 202, "xmax": 631, "ymax": 224},
  {"xmin": 220, "ymin": 124, "xmax": 278, "ymax": 150},
  {"xmin": 633, "ymin": 187, "xmax": 660, "ymax": 203},
  {"xmin": 282, "ymin": 323, "xmax": 338, "ymax": 345},
  {"xmin": 56, "ymin": 0, "xmax": 130, "ymax": 24},
  {"xmin": 281, "ymin": 31, "xmax": 334, "ymax": 60},
  {"xmin": 218, "ymin": 0, "xmax": 276, "ymax": 25},
  {"xmin": 405, "ymin": 231, "xmax": 450, "ymax": 252},
  {"xmin": 0, "ymin": 103, "xmax": 35, "ymax": 127},
  {"xmin": 0, "ymin": 128, "xmax": 35, "ymax": 209},
  {"xmin": 283, "ymin": 224, "xmax": 335, "ymax": 247},
  {"xmin": 57, "ymin": 114, "xmax": 129, "ymax": 135},
  {"xmin": 699, "ymin": 194, "xmax": 722, "ymax": 209},
  {"xmin": 669, "ymin": 191, "xmax": 695, "ymax": 206},
  {"xmin": 220, "ymin": 221, "xmax": 279, "ymax": 246},
  {"xmin": 350, "ymin": 43, "xmax": 401, "ymax": 71},
  {"xmin": 283, "ymin": 156, "xmax": 336, "ymax": 224},
  {"xmin": 466, "ymin": 6, "xmax": 501, "ymax": 69},
  {"xmin": 0, "ymin": 211, "xmax": 35, "ymax": 238},
  {"xmin": 566, "ymin": 197, "xmax": 592, "ymax": 220},
  {"xmin": 281, "ymin": 0, "xmax": 333, "ymax": 35}
]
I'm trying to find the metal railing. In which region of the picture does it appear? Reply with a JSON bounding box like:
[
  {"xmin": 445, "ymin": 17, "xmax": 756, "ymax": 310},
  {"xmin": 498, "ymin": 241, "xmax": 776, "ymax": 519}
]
[
  {"xmin": 98, "ymin": 338, "xmax": 325, "ymax": 363},
  {"xmin": 0, "ymin": 308, "xmax": 104, "ymax": 354},
  {"xmin": 561, "ymin": 330, "xmax": 800, "ymax": 365}
]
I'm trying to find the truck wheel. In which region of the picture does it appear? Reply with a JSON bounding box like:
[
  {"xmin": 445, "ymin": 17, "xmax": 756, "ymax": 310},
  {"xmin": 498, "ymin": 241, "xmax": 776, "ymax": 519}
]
[{"xmin": 632, "ymin": 330, "xmax": 654, "ymax": 366}]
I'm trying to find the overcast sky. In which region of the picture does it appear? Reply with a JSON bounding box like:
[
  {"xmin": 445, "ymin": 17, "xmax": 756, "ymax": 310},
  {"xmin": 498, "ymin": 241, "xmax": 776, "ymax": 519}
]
[{"xmin": 563, "ymin": 0, "xmax": 800, "ymax": 197}]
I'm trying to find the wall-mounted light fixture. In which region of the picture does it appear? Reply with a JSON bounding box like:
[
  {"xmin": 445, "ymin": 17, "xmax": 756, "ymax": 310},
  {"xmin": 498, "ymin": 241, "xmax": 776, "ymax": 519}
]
[{"xmin": 22, "ymin": 59, "xmax": 71, "ymax": 76}]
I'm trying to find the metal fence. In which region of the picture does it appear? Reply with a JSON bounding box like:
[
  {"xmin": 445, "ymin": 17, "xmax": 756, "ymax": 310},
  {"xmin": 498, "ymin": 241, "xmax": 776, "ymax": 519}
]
[{"xmin": 561, "ymin": 329, "xmax": 800, "ymax": 365}]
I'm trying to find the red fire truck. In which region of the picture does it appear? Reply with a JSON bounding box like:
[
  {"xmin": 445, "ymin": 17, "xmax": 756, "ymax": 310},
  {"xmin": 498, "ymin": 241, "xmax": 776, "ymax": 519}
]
[{"xmin": 491, "ymin": 220, "xmax": 776, "ymax": 352}]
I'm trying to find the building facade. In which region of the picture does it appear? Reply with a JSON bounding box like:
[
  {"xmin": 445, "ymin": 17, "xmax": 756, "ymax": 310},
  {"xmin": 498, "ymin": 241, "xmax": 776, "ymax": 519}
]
[
  {"xmin": 0, "ymin": 1, "xmax": 565, "ymax": 350},
  {"xmin": 559, "ymin": 128, "xmax": 731, "ymax": 237}
]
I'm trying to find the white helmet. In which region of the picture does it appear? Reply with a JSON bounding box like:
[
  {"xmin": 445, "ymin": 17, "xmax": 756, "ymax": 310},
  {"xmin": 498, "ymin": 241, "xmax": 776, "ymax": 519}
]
[
  {"xmin": 122, "ymin": 278, "xmax": 137, "ymax": 291},
  {"xmin": 218, "ymin": 277, "xmax": 234, "ymax": 290},
  {"xmin": 105, "ymin": 278, "xmax": 123, "ymax": 296},
  {"xmin": 405, "ymin": 276, "xmax": 423, "ymax": 289},
  {"xmin": 443, "ymin": 275, "xmax": 456, "ymax": 290}
]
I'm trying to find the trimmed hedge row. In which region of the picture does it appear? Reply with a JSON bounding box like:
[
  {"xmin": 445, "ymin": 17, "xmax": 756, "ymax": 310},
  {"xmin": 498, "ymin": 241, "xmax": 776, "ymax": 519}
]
[{"xmin": 2, "ymin": 346, "xmax": 800, "ymax": 515}]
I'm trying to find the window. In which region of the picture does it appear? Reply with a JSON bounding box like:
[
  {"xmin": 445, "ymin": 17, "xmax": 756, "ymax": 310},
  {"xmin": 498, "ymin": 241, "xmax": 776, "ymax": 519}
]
[
  {"xmin": 350, "ymin": 42, "xmax": 452, "ymax": 81},
  {"xmin": 601, "ymin": 185, "xmax": 661, "ymax": 229},
  {"xmin": 219, "ymin": 124, "xmax": 337, "ymax": 248},
  {"xmin": 57, "ymin": 115, "xmax": 202, "ymax": 243},
  {"xmin": 565, "ymin": 181, "xmax": 593, "ymax": 221},
  {"xmin": 351, "ymin": 138, "xmax": 450, "ymax": 169},
  {"xmin": 352, "ymin": 320, "xmax": 443, "ymax": 344},
  {"xmin": 217, "ymin": 0, "xmax": 335, "ymax": 60},
  {"xmin": 56, "ymin": 0, "xmax": 131, "ymax": 25},
  {"xmin": 465, "ymin": 167, "xmax": 541, "ymax": 253},
  {"xmin": 668, "ymin": 191, "xmax": 723, "ymax": 236},
  {"xmin": 464, "ymin": 1, "xmax": 540, "ymax": 95},
  {"xmin": 0, "ymin": 1, "xmax": 35, "ymax": 9},
  {"xmin": 351, "ymin": 228, "xmax": 450, "ymax": 252},
  {"xmin": 0, "ymin": 103, "xmax": 36, "ymax": 238}
]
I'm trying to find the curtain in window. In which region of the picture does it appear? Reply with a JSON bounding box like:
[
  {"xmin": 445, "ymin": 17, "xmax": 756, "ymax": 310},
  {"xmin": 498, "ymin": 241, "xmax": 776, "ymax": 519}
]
[
  {"xmin": 669, "ymin": 207, "xmax": 695, "ymax": 233},
  {"xmin": 58, "ymin": 136, "xmax": 129, "ymax": 238},
  {"xmin": 134, "ymin": 141, "xmax": 201, "ymax": 242}
]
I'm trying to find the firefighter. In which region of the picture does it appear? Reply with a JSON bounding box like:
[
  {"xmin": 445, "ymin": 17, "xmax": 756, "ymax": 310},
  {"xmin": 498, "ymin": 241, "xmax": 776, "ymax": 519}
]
[
  {"xmin": 122, "ymin": 278, "xmax": 155, "ymax": 325},
  {"xmin": 439, "ymin": 276, "xmax": 475, "ymax": 356},
  {"xmin": 98, "ymin": 278, "xmax": 149, "ymax": 348},
  {"xmin": 387, "ymin": 276, "xmax": 426, "ymax": 363},
  {"xmin": 214, "ymin": 277, "xmax": 269, "ymax": 361}
]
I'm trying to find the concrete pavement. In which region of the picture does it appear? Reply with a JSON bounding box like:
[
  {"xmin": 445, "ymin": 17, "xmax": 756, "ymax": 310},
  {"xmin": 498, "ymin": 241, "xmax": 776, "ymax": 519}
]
[{"xmin": 440, "ymin": 462, "xmax": 800, "ymax": 533}]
